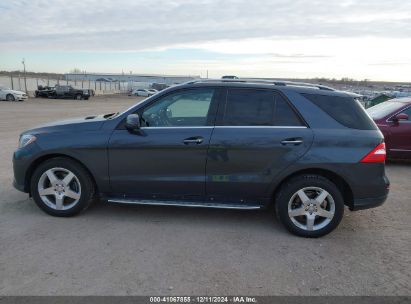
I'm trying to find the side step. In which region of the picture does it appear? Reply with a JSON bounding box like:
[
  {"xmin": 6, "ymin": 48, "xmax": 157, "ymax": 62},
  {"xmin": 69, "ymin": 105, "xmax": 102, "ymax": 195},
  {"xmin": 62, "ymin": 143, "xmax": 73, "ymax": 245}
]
[{"xmin": 107, "ymin": 198, "xmax": 262, "ymax": 210}]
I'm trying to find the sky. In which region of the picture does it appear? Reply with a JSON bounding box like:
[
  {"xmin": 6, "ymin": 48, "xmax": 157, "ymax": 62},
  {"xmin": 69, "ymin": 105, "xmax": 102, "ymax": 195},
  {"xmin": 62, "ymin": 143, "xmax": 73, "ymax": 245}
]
[{"xmin": 0, "ymin": 0, "xmax": 411, "ymax": 81}]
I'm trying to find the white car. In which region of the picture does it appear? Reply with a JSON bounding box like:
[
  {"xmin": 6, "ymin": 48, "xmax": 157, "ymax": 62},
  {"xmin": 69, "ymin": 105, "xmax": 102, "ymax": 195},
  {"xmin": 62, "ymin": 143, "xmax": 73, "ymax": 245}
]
[
  {"xmin": 0, "ymin": 86, "xmax": 28, "ymax": 101},
  {"xmin": 148, "ymin": 89, "xmax": 158, "ymax": 95},
  {"xmin": 132, "ymin": 88, "xmax": 155, "ymax": 97}
]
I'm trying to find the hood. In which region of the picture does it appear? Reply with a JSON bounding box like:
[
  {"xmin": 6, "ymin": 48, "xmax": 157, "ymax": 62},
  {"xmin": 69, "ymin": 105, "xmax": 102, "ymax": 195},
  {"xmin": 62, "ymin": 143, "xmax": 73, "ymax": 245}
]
[
  {"xmin": 22, "ymin": 113, "xmax": 114, "ymax": 135},
  {"xmin": 3, "ymin": 89, "xmax": 26, "ymax": 95}
]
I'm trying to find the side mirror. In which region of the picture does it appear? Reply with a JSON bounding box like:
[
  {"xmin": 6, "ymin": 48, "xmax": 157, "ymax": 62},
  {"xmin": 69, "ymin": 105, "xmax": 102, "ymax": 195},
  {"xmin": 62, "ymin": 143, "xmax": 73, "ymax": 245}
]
[
  {"xmin": 125, "ymin": 114, "xmax": 141, "ymax": 131},
  {"xmin": 394, "ymin": 113, "xmax": 409, "ymax": 122}
]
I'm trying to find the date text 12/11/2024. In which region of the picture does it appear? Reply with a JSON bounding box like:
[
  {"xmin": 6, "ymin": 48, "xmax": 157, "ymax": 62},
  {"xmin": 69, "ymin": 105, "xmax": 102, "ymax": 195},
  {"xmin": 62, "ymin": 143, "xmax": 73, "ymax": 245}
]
[{"xmin": 149, "ymin": 296, "xmax": 257, "ymax": 303}]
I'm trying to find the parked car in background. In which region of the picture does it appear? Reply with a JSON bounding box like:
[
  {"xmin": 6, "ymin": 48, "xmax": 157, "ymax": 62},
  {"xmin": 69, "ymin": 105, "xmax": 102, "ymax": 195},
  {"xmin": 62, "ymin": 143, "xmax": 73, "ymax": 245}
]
[
  {"xmin": 132, "ymin": 88, "xmax": 154, "ymax": 97},
  {"xmin": 151, "ymin": 83, "xmax": 168, "ymax": 91},
  {"xmin": 13, "ymin": 79, "xmax": 389, "ymax": 238},
  {"xmin": 0, "ymin": 86, "xmax": 28, "ymax": 101},
  {"xmin": 35, "ymin": 85, "xmax": 92, "ymax": 100},
  {"xmin": 367, "ymin": 98, "xmax": 411, "ymax": 160},
  {"xmin": 35, "ymin": 86, "xmax": 55, "ymax": 98},
  {"xmin": 222, "ymin": 75, "xmax": 239, "ymax": 79}
]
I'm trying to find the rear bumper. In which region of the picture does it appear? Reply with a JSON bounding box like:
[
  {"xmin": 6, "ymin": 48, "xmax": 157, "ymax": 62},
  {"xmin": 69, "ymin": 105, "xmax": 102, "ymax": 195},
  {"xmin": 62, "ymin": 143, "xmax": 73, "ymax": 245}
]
[
  {"xmin": 350, "ymin": 194, "xmax": 388, "ymax": 211},
  {"xmin": 350, "ymin": 174, "xmax": 389, "ymax": 211}
]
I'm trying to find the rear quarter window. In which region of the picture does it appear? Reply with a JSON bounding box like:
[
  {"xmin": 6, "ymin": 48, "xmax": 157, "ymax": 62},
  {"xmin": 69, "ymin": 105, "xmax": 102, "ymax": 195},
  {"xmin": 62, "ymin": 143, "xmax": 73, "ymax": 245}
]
[{"xmin": 302, "ymin": 93, "xmax": 377, "ymax": 130}]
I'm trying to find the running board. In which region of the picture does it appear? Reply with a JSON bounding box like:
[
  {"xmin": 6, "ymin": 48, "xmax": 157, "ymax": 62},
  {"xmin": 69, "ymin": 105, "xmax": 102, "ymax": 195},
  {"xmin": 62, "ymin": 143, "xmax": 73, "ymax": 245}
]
[{"xmin": 107, "ymin": 198, "xmax": 261, "ymax": 210}]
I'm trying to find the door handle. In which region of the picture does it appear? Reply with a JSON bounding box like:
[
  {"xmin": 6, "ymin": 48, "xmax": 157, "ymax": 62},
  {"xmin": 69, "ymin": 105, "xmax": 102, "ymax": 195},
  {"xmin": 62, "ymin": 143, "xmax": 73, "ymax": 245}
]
[
  {"xmin": 183, "ymin": 137, "xmax": 204, "ymax": 145},
  {"xmin": 281, "ymin": 138, "xmax": 303, "ymax": 145}
]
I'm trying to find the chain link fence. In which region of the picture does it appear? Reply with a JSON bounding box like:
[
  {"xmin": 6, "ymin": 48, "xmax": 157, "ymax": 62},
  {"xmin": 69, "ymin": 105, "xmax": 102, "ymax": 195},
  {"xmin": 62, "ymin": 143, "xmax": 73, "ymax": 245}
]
[{"xmin": 0, "ymin": 75, "xmax": 129, "ymax": 97}]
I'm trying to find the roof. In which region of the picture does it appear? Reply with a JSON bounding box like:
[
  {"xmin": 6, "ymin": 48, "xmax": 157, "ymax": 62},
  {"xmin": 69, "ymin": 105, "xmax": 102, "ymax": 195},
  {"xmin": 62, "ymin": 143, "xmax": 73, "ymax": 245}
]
[
  {"xmin": 182, "ymin": 78, "xmax": 353, "ymax": 97},
  {"xmin": 187, "ymin": 78, "xmax": 335, "ymax": 91},
  {"xmin": 391, "ymin": 97, "xmax": 411, "ymax": 103}
]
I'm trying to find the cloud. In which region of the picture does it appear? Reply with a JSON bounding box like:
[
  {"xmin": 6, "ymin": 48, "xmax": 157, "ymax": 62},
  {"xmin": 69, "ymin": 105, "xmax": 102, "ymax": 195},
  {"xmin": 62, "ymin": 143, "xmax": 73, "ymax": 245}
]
[
  {"xmin": 1, "ymin": 0, "xmax": 411, "ymax": 52},
  {"xmin": 1, "ymin": 0, "xmax": 410, "ymax": 81}
]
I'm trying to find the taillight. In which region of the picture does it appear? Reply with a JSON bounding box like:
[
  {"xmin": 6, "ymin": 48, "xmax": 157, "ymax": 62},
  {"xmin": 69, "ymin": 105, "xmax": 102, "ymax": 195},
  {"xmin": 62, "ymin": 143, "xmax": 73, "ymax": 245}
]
[{"xmin": 360, "ymin": 143, "xmax": 386, "ymax": 163}]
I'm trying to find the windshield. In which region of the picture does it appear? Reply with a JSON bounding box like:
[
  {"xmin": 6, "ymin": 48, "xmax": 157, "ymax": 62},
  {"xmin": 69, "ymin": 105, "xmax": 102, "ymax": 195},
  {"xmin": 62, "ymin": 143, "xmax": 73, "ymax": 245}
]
[
  {"xmin": 366, "ymin": 101, "xmax": 406, "ymax": 120},
  {"xmin": 119, "ymin": 99, "xmax": 146, "ymax": 116}
]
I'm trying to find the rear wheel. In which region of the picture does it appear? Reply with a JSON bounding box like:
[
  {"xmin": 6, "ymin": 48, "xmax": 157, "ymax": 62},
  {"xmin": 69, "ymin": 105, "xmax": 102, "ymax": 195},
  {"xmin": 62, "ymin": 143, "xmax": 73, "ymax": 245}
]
[
  {"xmin": 275, "ymin": 175, "xmax": 344, "ymax": 237},
  {"xmin": 30, "ymin": 158, "xmax": 95, "ymax": 216},
  {"xmin": 6, "ymin": 94, "xmax": 15, "ymax": 101}
]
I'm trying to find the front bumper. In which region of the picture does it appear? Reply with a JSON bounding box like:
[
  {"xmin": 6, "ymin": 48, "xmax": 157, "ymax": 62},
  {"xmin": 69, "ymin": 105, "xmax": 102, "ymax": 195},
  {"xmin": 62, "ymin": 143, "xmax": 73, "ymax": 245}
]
[
  {"xmin": 13, "ymin": 178, "xmax": 26, "ymax": 192},
  {"xmin": 16, "ymin": 95, "xmax": 28, "ymax": 101},
  {"xmin": 13, "ymin": 152, "xmax": 30, "ymax": 193},
  {"xmin": 12, "ymin": 144, "xmax": 39, "ymax": 193}
]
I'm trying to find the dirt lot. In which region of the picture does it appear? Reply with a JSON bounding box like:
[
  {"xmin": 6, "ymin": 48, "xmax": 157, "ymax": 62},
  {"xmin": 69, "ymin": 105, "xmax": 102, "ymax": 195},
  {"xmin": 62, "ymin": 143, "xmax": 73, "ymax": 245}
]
[{"xmin": 0, "ymin": 95, "xmax": 410, "ymax": 296}]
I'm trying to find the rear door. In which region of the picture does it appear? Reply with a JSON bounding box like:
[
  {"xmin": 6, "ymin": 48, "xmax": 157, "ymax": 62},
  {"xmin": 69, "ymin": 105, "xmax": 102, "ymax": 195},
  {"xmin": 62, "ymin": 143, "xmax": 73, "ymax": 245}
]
[{"xmin": 206, "ymin": 88, "xmax": 313, "ymax": 204}]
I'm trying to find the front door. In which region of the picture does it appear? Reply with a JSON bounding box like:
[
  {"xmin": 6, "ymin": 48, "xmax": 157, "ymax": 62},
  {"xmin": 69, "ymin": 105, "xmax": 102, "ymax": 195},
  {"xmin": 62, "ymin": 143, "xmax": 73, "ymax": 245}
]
[
  {"xmin": 388, "ymin": 106, "xmax": 411, "ymax": 158},
  {"xmin": 206, "ymin": 88, "xmax": 313, "ymax": 204},
  {"xmin": 108, "ymin": 87, "xmax": 219, "ymax": 200}
]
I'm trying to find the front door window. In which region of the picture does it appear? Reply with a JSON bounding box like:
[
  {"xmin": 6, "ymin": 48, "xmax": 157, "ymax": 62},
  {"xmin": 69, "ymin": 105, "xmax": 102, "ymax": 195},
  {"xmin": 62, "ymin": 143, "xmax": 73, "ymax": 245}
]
[{"xmin": 141, "ymin": 89, "xmax": 215, "ymax": 127}]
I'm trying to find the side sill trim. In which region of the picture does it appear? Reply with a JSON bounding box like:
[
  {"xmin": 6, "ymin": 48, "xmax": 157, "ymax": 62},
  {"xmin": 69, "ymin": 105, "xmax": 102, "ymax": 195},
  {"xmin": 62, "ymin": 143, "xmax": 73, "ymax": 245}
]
[
  {"xmin": 390, "ymin": 148, "xmax": 411, "ymax": 152},
  {"xmin": 140, "ymin": 126, "xmax": 307, "ymax": 130},
  {"xmin": 107, "ymin": 199, "xmax": 261, "ymax": 210}
]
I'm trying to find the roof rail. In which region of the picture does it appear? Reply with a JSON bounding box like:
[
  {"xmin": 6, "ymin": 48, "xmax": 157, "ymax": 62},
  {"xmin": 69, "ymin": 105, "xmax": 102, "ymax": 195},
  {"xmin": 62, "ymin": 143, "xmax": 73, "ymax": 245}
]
[{"xmin": 186, "ymin": 78, "xmax": 335, "ymax": 91}]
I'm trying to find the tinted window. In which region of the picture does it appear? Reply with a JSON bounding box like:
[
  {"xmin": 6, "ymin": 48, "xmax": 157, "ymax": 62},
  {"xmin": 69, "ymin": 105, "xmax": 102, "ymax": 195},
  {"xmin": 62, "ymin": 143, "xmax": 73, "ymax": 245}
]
[
  {"xmin": 223, "ymin": 89, "xmax": 274, "ymax": 126},
  {"xmin": 142, "ymin": 88, "xmax": 214, "ymax": 127},
  {"xmin": 274, "ymin": 94, "xmax": 304, "ymax": 126},
  {"xmin": 302, "ymin": 93, "xmax": 377, "ymax": 130},
  {"xmin": 367, "ymin": 101, "xmax": 406, "ymax": 120},
  {"xmin": 223, "ymin": 89, "xmax": 303, "ymax": 126}
]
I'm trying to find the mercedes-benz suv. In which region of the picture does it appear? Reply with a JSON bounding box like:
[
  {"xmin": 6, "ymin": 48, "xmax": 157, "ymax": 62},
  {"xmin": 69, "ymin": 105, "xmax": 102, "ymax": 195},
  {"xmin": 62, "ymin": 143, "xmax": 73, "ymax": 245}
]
[{"xmin": 13, "ymin": 79, "xmax": 389, "ymax": 237}]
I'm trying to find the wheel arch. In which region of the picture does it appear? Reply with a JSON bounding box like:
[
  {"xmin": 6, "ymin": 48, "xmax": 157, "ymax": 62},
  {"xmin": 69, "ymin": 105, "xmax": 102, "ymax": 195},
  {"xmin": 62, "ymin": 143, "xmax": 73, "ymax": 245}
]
[
  {"xmin": 25, "ymin": 153, "xmax": 98, "ymax": 195},
  {"xmin": 271, "ymin": 168, "xmax": 354, "ymax": 209},
  {"xmin": 6, "ymin": 93, "xmax": 15, "ymax": 100}
]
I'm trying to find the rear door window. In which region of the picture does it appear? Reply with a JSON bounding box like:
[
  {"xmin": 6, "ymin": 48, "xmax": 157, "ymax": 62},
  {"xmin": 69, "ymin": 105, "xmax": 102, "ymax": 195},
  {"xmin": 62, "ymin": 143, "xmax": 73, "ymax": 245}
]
[{"xmin": 222, "ymin": 88, "xmax": 303, "ymax": 126}]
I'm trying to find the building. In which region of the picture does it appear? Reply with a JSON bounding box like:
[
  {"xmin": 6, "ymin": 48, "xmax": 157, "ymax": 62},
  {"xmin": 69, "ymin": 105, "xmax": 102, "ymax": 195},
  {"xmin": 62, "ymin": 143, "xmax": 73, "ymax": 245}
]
[{"xmin": 64, "ymin": 73, "xmax": 200, "ymax": 86}]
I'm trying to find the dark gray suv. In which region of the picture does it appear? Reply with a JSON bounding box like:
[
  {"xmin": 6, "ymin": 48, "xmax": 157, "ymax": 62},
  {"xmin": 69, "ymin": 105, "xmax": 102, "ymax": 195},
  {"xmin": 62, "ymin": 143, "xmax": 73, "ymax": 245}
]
[{"xmin": 13, "ymin": 79, "xmax": 389, "ymax": 237}]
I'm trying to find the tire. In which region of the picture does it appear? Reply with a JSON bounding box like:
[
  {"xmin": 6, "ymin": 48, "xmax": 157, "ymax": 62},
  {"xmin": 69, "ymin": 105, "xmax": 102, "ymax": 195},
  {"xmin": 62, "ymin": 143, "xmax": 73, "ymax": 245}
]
[
  {"xmin": 84, "ymin": 97, "xmax": 89, "ymax": 100},
  {"xmin": 30, "ymin": 157, "xmax": 95, "ymax": 217},
  {"xmin": 6, "ymin": 94, "xmax": 15, "ymax": 102},
  {"xmin": 75, "ymin": 94, "xmax": 82, "ymax": 100},
  {"xmin": 275, "ymin": 174, "xmax": 344, "ymax": 238}
]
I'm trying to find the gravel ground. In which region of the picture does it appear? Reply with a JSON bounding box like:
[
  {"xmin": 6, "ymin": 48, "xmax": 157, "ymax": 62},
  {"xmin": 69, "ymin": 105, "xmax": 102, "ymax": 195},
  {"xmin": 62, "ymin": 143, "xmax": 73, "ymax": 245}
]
[{"xmin": 0, "ymin": 95, "xmax": 410, "ymax": 296}]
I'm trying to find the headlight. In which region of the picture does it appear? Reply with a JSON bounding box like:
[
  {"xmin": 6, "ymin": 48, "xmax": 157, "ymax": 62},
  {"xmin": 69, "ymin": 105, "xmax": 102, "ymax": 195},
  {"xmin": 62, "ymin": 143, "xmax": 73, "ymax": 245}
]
[{"xmin": 19, "ymin": 134, "xmax": 37, "ymax": 148}]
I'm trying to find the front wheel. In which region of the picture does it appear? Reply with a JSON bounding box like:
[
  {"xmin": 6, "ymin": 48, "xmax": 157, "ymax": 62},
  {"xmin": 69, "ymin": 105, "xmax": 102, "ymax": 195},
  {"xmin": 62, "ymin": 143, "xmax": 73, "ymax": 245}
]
[
  {"xmin": 75, "ymin": 94, "xmax": 82, "ymax": 100},
  {"xmin": 275, "ymin": 175, "xmax": 344, "ymax": 238},
  {"xmin": 30, "ymin": 158, "xmax": 95, "ymax": 216},
  {"xmin": 6, "ymin": 94, "xmax": 15, "ymax": 101}
]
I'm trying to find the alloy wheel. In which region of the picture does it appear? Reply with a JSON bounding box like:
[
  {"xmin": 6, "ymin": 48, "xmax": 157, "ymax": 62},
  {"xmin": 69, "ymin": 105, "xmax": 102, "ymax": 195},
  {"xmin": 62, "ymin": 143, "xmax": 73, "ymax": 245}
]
[
  {"xmin": 287, "ymin": 187, "xmax": 335, "ymax": 231},
  {"xmin": 37, "ymin": 167, "xmax": 81, "ymax": 210}
]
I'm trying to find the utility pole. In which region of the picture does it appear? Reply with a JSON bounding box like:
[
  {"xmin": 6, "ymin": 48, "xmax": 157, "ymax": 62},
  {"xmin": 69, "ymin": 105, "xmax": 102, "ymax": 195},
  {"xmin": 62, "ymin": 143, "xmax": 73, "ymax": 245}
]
[{"xmin": 22, "ymin": 58, "xmax": 28, "ymax": 94}]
